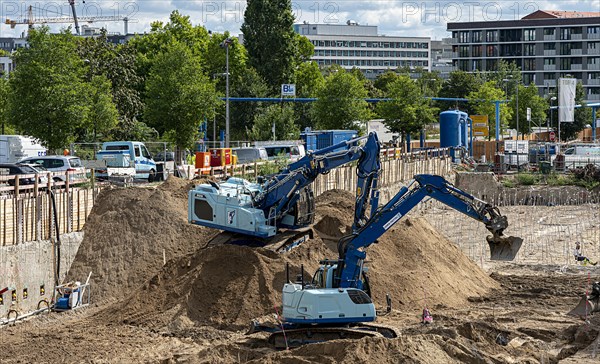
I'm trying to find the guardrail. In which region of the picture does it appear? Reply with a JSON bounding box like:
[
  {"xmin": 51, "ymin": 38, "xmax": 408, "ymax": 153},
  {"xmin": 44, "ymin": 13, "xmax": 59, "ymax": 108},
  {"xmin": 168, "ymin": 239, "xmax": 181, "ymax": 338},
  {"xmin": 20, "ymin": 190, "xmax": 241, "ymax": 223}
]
[{"xmin": 184, "ymin": 147, "xmax": 453, "ymax": 180}]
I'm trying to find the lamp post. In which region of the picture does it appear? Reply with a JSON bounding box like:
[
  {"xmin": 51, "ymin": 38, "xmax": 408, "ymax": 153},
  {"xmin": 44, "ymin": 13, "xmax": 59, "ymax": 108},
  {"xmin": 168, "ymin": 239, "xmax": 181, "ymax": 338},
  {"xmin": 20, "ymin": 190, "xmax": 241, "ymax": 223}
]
[{"xmin": 220, "ymin": 38, "xmax": 233, "ymax": 148}]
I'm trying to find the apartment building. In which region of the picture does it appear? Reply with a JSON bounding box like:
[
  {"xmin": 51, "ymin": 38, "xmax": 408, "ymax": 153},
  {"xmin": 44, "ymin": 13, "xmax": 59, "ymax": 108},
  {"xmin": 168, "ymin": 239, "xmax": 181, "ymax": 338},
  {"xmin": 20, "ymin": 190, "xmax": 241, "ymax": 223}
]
[
  {"xmin": 294, "ymin": 21, "xmax": 430, "ymax": 79},
  {"xmin": 447, "ymin": 10, "xmax": 600, "ymax": 102}
]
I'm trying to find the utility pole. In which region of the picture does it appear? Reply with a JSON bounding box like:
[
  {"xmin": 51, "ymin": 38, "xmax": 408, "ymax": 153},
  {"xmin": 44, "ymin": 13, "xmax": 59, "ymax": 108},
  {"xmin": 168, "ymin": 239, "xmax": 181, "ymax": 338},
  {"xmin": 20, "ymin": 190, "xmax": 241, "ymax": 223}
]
[{"xmin": 220, "ymin": 38, "xmax": 233, "ymax": 148}]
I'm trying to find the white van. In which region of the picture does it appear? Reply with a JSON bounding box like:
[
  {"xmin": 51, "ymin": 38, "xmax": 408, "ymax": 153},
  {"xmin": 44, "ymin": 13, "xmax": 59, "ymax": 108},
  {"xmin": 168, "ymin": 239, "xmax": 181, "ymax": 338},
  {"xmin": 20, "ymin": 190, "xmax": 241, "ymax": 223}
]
[
  {"xmin": 97, "ymin": 141, "xmax": 157, "ymax": 181},
  {"xmin": 0, "ymin": 135, "xmax": 47, "ymax": 164},
  {"xmin": 552, "ymin": 144, "xmax": 600, "ymax": 169}
]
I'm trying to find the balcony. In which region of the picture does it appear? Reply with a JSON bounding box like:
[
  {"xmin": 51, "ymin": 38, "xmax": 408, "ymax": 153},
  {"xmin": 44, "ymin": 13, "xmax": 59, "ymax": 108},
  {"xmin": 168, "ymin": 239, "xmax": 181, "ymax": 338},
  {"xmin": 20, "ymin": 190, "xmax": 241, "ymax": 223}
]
[
  {"xmin": 571, "ymin": 64, "xmax": 583, "ymax": 70},
  {"xmin": 571, "ymin": 49, "xmax": 583, "ymax": 55},
  {"xmin": 587, "ymin": 79, "xmax": 600, "ymax": 85},
  {"xmin": 544, "ymin": 80, "xmax": 557, "ymax": 86},
  {"xmin": 572, "ymin": 34, "xmax": 583, "ymax": 40},
  {"xmin": 588, "ymin": 48, "xmax": 600, "ymax": 55},
  {"xmin": 544, "ymin": 50, "xmax": 556, "ymax": 56},
  {"xmin": 588, "ymin": 64, "xmax": 600, "ymax": 70},
  {"xmin": 587, "ymin": 93, "xmax": 600, "ymax": 100},
  {"xmin": 447, "ymin": 38, "xmax": 458, "ymax": 44},
  {"xmin": 544, "ymin": 35, "xmax": 555, "ymax": 41},
  {"xmin": 543, "ymin": 65, "xmax": 556, "ymax": 71},
  {"xmin": 451, "ymin": 52, "xmax": 458, "ymax": 58},
  {"xmin": 589, "ymin": 33, "xmax": 600, "ymax": 40}
]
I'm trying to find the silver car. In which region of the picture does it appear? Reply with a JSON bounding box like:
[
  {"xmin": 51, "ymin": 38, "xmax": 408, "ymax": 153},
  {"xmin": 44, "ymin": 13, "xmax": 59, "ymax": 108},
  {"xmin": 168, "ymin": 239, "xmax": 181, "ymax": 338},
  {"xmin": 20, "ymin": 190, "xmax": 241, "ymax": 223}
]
[{"xmin": 19, "ymin": 156, "xmax": 86, "ymax": 182}]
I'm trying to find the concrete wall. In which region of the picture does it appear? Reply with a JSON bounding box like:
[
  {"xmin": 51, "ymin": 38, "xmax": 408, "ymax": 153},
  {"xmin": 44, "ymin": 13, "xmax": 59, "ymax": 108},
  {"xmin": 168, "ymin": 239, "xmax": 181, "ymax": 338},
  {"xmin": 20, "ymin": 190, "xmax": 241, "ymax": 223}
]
[{"xmin": 0, "ymin": 232, "xmax": 84, "ymax": 318}]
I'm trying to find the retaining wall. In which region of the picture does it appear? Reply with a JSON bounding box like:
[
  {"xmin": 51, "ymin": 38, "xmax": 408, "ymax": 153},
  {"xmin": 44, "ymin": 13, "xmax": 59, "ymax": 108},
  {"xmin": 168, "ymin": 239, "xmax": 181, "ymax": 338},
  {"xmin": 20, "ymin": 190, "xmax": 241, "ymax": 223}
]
[{"xmin": 0, "ymin": 232, "xmax": 84, "ymax": 318}]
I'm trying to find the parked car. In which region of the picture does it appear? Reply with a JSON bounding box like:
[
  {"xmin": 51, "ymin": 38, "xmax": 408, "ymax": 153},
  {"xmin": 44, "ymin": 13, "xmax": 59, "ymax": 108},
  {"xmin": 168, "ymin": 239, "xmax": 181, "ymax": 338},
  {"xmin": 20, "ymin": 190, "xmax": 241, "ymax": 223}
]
[
  {"xmin": 232, "ymin": 147, "xmax": 268, "ymax": 164},
  {"xmin": 0, "ymin": 163, "xmax": 48, "ymax": 186},
  {"xmin": 19, "ymin": 156, "xmax": 86, "ymax": 182}
]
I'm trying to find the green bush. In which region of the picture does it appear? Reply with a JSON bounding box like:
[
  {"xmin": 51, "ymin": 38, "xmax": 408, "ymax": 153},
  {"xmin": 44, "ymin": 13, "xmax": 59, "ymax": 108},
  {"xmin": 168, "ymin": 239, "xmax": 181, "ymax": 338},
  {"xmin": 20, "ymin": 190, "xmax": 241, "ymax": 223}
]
[
  {"xmin": 516, "ymin": 173, "xmax": 537, "ymax": 186},
  {"xmin": 501, "ymin": 178, "xmax": 517, "ymax": 188}
]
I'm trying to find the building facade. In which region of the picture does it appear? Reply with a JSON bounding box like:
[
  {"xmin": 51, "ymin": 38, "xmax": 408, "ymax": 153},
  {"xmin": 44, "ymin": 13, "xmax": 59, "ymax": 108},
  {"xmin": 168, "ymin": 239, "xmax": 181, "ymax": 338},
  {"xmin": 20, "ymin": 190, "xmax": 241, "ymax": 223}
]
[
  {"xmin": 447, "ymin": 10, "xmax": 600, "ymax": 102},
  {"xmin": 294, "ymin": 22, "xmax": 430, "ymax": 79}
]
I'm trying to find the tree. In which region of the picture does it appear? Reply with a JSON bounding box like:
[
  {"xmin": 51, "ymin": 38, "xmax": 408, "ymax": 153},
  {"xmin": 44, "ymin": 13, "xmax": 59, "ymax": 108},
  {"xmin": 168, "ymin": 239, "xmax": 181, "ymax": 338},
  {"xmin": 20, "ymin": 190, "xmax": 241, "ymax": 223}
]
[
  {"xmin": 9, "ymin": 28, "xmax": 94, "ymax": 150},
  {"xmin": 438, "ymin": 70, "xmax": 480, "ymax": 113},
  {"xmin": 377, "ymin": 74, "xmax": 437, "ymax": 136},
  {"xmin": 467, "ymin": 81, "xmax": 512, "ymax": 140},
  {"xmin": 230, "ymin": 68, "xmax": 271, "ymax": 140},
  {"xmin": 86, "ymin": 75, "xmax": 119, "ymax": 141},
  {"xmin": 561, "ymin": 82, "xmax": 591, "ymax": 140},
  {"xmin": 311, "ymin": 68, "xmax": 370, "ymax": 130},
  {"xmin": 374, "ymin": 71, "xmax": 401, "ymax": 94},
  {"xmin": 78, "ymin": 30, "xmax": 143, "ymax": 140},
  {"xmin": 242, "ymin": 0, "xmax": 297, "ymax": 91},
  {"xmin": 293, "ymin": 61, "xmax": 324, "ymax": 130},
  {"xmin": 144, "ymin": 41, "xmax": 220, "ymax": 150},
  {"xmin": 0, "ymin": 77, "xmax": 12, "ymax": 134},
  {"xmin": 507, "ymin": 84, "xmax": 547, "ymax": 137},
  {"xmin": 249, "ymin": 104, "xmax": 299, "ymax": 141}
]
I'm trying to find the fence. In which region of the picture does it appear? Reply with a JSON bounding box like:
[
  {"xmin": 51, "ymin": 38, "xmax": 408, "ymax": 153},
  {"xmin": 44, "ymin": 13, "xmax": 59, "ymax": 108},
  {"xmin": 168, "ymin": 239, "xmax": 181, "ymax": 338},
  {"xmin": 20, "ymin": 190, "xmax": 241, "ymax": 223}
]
[{"xmin": 0, "ymin": 171, "xmax": 100, "ymax": 246}]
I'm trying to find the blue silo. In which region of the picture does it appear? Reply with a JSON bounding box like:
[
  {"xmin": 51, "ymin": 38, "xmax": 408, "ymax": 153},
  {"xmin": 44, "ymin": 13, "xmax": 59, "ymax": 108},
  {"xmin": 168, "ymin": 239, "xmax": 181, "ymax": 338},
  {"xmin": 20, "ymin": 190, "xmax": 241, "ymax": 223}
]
[{"xmin": 440, "ymin": 110, "xmax": 469, "ymax": 160}]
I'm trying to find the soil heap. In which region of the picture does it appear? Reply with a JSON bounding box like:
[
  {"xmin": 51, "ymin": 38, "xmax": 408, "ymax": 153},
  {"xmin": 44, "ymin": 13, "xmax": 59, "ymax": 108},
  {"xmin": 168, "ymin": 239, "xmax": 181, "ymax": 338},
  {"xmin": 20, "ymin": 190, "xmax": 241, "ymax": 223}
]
[
  {"xmin": 67, "ymin": 177, "xmax": 218, "ymax": 298},
  {"xmin": 102, "ymin": 187, "xmax": 497, "ymax": 334}
]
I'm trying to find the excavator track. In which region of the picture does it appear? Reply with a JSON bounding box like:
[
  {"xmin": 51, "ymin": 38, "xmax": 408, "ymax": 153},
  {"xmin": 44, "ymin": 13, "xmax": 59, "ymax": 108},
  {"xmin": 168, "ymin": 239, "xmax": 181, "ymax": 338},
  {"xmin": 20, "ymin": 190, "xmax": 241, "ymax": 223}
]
[
  {"xmin": 207, "ymin": 228, "xmax": 314, "ymax": 253},
  {"xmin": 267, "ymin": 324, "xmax": 400, "ymax": 349}
]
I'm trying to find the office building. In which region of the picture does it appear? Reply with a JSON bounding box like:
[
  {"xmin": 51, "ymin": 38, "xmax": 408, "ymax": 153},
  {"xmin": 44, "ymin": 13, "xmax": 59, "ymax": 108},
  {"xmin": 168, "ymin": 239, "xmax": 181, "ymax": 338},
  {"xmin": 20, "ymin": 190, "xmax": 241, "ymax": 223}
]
[
  {"xmin": 294, "ymin": 21, "xmax": 430, "ymax": 79},
  {"xmin": 447, "ymin": 10, "xmax": 600, "ymax": 102}
]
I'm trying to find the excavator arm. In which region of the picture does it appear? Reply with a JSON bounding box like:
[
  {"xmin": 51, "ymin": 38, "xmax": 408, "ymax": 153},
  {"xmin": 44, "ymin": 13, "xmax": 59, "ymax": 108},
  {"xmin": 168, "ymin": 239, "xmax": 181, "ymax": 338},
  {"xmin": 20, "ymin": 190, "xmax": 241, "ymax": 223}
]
[{"xmin": 336, "ymin": 174, "xmax": 522, "ymax": 290}]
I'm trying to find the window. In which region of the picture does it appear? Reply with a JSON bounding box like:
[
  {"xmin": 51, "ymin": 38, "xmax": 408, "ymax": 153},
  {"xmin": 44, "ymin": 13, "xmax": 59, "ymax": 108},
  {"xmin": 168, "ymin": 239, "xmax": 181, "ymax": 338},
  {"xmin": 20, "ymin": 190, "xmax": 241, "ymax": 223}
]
[
  {"xmin": 544, "ymin": 28, "xmax": 555, "ymax": 36},
  {"xmin": 459, "ymin": 46, "xmax": 469, "ymax": 57},
  {"xmin": 560, "ymin": 58, "xmax": 571, "ymax": 70},
  {"xmin": 523, "ymin": 73, "xmax": 535, "ymax": 85},
  {"xmin": 589, "ymin": 42, "xmax": 599, "ymax": 49},
  {"xmin": 544, "ymin": 58, "xmax": 555, "ymax": 65},
  {"xmin": 524, "ymin": 44, "xmax": 536, "ymax": 56},
  {"xmin": 544, "ymin": 43, "xmax": 556, "ymax": 50},
  {"xmin": 472, "ymin": 60, "xmax": 482, "ymax": 71},
  {"xmin": 135, "ymin": 147, "xmax": 141, "ymax": 157},
  {"xmin": 559, "ymin": 43, "xmax": 571, "ymax": 55},
  {"xmin": 589, "ymin": 57, "xmax": 600, "ymax": 65},
  {"xmin": 523, "ymin": 59, "xmax": 536, "ymax": 71},
  {"xmin": 486, "ymin": 45, "xmax": 498, "ymax": 57},
  {"xmin": 524, "ymin": 29, "xmax": 536, "ymax": 41},
  {"xmin": 589, "ymin": 26, "xmax": 600, "ymax": 34},
  {"xmin": 486, "ymin": 30, "xmax": 498, "ymax": 42},
  {"xmin": 472, "ymin": 31, "xmax": 482, "ymax": 42},
  {"xmin": 560, "ymin": 28, "xmax": 571, "ymax": 40},
  {"xmin": 141, "ymin": 146, "xmax": 151, "ymax": 159},
  {"xmin": 486, "ymin": 59, "xmax": 498, "ymax": 71},
  {"xmin": 68, "ymin": 158, "xmax": 83, "ymax": 168}
]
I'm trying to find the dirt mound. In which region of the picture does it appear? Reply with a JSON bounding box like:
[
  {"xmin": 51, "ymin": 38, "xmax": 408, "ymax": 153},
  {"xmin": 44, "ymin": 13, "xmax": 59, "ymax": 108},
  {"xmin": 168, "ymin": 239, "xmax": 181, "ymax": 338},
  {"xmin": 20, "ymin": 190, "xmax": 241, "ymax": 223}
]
[
  {"xmin": 106, "ymin": 245, "xmax": 302, "ymax": 331},
  {"xmin": 67, "ymin": 177, "xmax": 217, "ymax": 298}
]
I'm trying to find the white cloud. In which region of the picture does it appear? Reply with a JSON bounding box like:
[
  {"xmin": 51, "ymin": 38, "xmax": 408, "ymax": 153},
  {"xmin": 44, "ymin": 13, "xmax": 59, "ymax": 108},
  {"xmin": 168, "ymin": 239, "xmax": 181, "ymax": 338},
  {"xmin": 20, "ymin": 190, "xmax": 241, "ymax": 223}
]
[{"xmin": 0, "ymin": 0, "xmax": 598, "ymax": 38}]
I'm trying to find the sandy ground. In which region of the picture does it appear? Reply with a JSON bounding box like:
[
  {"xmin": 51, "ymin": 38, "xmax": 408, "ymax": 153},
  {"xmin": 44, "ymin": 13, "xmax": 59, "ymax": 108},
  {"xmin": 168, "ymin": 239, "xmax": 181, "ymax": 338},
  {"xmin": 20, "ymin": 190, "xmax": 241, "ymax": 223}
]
[{"xmin": 0, "ymin": 179, "xmax": 599, "ymax": 363}]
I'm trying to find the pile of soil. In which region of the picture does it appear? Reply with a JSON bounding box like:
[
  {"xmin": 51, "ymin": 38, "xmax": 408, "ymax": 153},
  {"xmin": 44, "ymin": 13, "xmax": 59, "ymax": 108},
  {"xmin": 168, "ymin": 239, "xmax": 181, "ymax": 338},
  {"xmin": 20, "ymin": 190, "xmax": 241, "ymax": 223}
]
[
  {"xmin": 102, "ymin": 187, "xmax": 497, "ymax": 334},
  {"xmin": 67, "ymin": 177, "xmax": 218, "ymax": 298}
]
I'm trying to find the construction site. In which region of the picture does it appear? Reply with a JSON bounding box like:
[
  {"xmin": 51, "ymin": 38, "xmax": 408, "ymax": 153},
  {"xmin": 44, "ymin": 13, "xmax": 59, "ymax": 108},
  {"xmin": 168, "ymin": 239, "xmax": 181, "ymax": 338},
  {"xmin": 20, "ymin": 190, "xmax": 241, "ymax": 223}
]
[{"xmin": 0, "ymin": 133, "xmax": 598, "ymax": 364}]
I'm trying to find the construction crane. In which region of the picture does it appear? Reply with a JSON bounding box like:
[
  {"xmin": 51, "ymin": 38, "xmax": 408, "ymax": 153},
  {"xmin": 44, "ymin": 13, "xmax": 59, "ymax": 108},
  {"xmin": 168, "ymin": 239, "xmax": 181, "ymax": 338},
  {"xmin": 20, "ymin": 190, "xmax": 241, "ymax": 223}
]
[{"xmin": 4, "ymin": 3, "xmax": 129, "ymax": 35}]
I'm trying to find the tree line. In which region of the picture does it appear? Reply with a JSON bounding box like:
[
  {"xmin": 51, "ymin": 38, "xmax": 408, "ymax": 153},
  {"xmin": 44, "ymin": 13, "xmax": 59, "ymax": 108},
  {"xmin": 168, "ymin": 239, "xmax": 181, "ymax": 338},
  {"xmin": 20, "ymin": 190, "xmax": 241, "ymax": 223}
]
[{"xmin": 0, "ymin": 5, "xmax": 591, "ymax": 152}]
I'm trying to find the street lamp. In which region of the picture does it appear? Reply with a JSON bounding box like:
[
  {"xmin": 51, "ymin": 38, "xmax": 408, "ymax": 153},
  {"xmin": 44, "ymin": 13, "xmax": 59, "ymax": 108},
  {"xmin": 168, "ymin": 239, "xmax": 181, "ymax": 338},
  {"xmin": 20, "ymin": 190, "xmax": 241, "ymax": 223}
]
[{"xmin": 220, "ymin": 37, "xmax": 233, "ymax": 148}]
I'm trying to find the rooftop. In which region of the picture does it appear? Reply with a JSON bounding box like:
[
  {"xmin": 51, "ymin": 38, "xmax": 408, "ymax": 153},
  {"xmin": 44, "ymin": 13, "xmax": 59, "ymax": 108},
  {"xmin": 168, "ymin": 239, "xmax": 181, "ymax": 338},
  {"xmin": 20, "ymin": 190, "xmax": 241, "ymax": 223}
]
[{"xmin": 522, "ymin": 10, "xmax": 600, "ymax": 19}]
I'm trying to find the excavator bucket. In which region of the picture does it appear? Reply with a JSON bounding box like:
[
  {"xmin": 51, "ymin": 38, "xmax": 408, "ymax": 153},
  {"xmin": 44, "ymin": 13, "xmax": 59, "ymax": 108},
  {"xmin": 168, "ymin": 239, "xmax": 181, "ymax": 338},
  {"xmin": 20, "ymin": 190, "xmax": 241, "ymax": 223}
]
[
  {"xmin": 486, "ymin": 235, "xmax": 523, "ymax": 261},
  {"xmin": 567, "ymin": 296, "xmax": 598, "ymax": 318}
]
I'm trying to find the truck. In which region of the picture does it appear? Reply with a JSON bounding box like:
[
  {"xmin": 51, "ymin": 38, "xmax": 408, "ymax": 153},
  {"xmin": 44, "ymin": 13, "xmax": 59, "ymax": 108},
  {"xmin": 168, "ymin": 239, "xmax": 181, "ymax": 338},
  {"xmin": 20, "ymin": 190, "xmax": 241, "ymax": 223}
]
[
  {"xmin": 551, "ymin": 144, "xmax": 600, "ymax": 170},
  {"xmin": 95, "ymin": 141, "xmax": 157, "ymax": 182},
  {"xmin": 0, "ymin": 135, "xmax": 47, "ymax": 164}
]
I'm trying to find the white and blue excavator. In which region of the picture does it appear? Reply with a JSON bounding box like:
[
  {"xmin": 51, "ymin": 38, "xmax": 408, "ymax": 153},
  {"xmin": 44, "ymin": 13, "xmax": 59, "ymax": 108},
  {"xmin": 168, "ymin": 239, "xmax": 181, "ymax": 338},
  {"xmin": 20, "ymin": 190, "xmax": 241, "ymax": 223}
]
[{"xmin": 188, "ymin": 133, "xmax": 382, "ymax": 249}]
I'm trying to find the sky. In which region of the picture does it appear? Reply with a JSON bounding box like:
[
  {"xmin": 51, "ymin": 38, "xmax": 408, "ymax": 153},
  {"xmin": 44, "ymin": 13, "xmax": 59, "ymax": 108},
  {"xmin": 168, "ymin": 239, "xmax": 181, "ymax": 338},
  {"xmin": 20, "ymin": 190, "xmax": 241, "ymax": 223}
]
[{"xmin": 0, "ymin": 0, "xmax": 599, "ymax": 39}]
